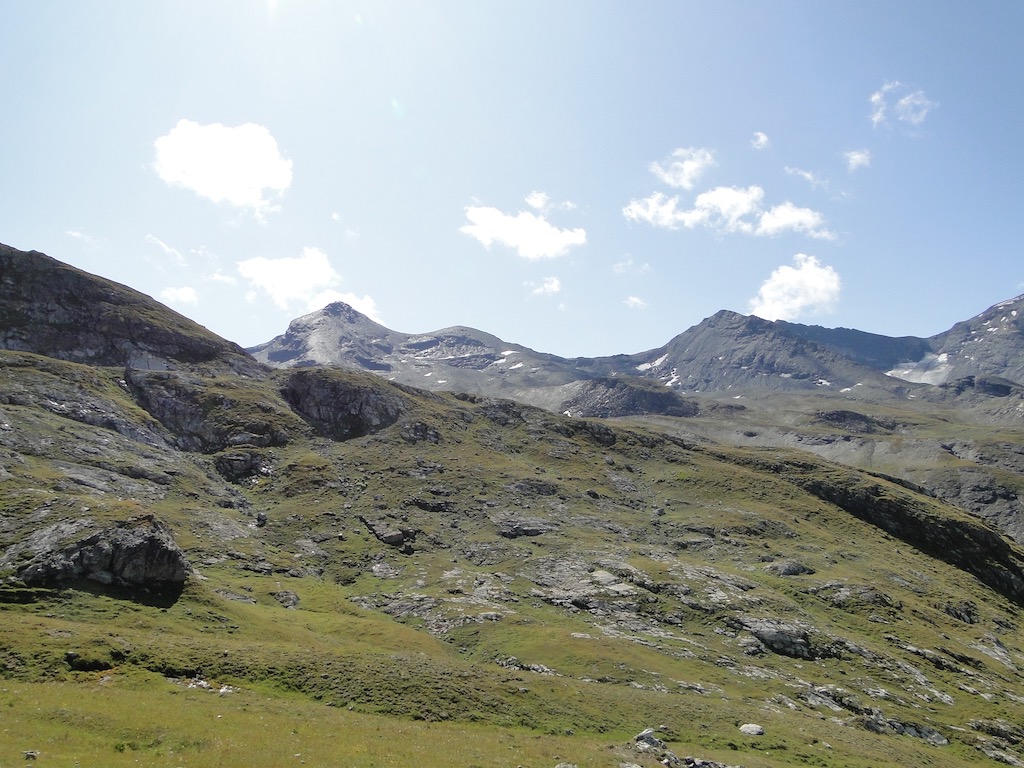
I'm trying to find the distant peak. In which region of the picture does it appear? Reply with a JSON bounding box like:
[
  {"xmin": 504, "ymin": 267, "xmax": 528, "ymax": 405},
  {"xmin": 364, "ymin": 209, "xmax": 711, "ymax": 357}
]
[{"xmin": 317, "ymin": 302, "xmax": 371, "ymax": 323}]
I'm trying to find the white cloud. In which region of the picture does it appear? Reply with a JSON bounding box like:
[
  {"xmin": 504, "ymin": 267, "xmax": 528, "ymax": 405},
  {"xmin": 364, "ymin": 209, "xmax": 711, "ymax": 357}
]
[
  {"xmin": 624, "ymin": 185, "xmax": 832, "ymax": 239},
  {"xmin": 843, "ymin": 149, "xmax": 871, "ymax": 172},
  {"xmin": 145, "ymin": 234, "xmax": 186, "ymax": 265},
  {"xmin": 749, "ymin": 253, "xmax": 841, "ymax": 321},
  {"xmin": 160, "ymin": 286, "xmax": 198, "ymax": 305},
  {"xmin": 529, "ymin": 276, "xmax": 562, "ymax": 296},
  {"xmin": 688, "ymin": 185, "xmax": 763, "ymax": 233},
  {"xmin": 624, "ymin": 296, "xmax": 647, "ymax": 310},
  {"xmin": 785, "ymin": 166, "xmax": 827, "ymax": 189},
  {"xmin": 756, "ymin": 202, "xmax": 835, "ymax": 240},
  {"xmin": 622, "ymin": 192, "xmax": 687, "ymax": 229},
  {"xmin": 623, "ymin": 186, "xmax": 763, "ymax": 233},
  {"xmin": 461, "ymin": 198, "xmax": 586, "ymax": 260},
  {"xmin": 65, "ymin": 230, "xmax": 102, "ymax": 247},
  {"xmin": 525, "ymin": 191, "xmax": 550, "ymax": 210},
  {"xmin": 236, "ymin": 246, "xmax": 376, "ymax": 318},
  {"xmin": 153, "ymin": 119, "xmax": 293, "ymax": 216},
  {"xmin": 894, "ymin": 91, "xmax": 938, "ymax": 125},
  {"xmin": 869, "ymin": 81, "xmax": 937, "ymax": 128},
  {"xmin": 751, "ymin": 132, "xmax": 770, "ymax": 150},
  {"xmin": 869, "ymin": 81, "xmax": 899, "ymax": 127},
  {"xmin": 208, "ymin": 270, "xmax": 237, "ymax": 285},
  {"xmin": 649, "ymin": 147, "xmax": 715, "ymax": 190}
]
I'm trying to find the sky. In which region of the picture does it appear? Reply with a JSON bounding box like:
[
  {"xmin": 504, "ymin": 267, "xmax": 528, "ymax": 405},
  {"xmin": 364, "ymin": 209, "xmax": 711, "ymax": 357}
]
[{"xmin": 1, "ymin": 2, "xmax": 1022, "ymax": 358}]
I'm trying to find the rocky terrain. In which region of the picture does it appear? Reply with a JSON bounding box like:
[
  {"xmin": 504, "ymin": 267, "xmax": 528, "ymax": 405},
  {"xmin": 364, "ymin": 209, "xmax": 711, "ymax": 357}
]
[{"xmin": 3, "ymin": 242, "xmax": 1024, "ymax": 767}]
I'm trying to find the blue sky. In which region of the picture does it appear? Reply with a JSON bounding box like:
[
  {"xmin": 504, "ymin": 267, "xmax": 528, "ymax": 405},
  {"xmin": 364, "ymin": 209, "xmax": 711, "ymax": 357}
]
[{"xmin": 1, "ymin": 1, "xmax": 1021, "ymax": 357}]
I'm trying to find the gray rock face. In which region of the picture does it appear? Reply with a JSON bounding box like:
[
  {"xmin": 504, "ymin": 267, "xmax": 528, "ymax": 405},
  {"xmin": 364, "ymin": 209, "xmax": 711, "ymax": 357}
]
[
  {"xmin": 0, "ymin": 243, "xmax": 257, "ymax": 373},
  {"xmin": 15, "ymin": 515, "xmax": 189, "ymax": 588},
  {"xmin": 279, "ymin": 368, "xmax": 407, "ymax": 440},
  {"xmin": 126, "ymin": 368, "xmax": 294, "ymax": 452},
  {"xmin": 858, "ymin": 710, "xmax": 948, "ymax": 746}
]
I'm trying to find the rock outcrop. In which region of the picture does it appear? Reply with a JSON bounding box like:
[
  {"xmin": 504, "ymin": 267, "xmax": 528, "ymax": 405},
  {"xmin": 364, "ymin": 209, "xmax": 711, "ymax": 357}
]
[
  {"xmin": 14, "ymin": 515, "xmax": 190, "ymax": 588},
  {"xmin": 279, "ymin": 368, "xmax": 408, "ymax": 441}
]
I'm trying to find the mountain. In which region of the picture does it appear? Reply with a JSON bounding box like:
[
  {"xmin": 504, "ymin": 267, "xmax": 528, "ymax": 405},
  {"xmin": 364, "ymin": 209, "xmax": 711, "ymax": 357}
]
[
  {"xmin": 249, "ymin": 302, "xmax": 704, "ymax": 418},
  {"xmin": 5, "ymin": 242, "xmax": 1024, "ymax": 766},
  {"xmin": 0, "ymin": 243, "xmax": 259, "ymax": 375},
  {"xmin": 252, "ymin": 294, "xmax": 1024, "ymax": 407}
]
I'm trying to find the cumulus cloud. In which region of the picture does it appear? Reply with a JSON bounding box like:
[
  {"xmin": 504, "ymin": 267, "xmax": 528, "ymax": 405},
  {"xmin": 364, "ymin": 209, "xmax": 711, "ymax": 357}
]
[
  {"xmin": 649, "ymin": 147, "xmax": 715, "ymax": 190},
  {"xmin": 844, "ymin": 149, "xmax": 871, "ymax": 172},
  {"xmin": 525, "ymin": 191, "xmax": 550, "ymax": 210},
  {"xmin": 869, "ymin": 81, "xmax": 937, "ymax": 128},
  {"xmin": 160, "ymin": 286, "xmax": 198, "ymax": 305},
  {"xmin": 756, "ymin": 202, "xmax": 835, "ymax": 240},
  {"xmin": 624, "ymin": 296, "xmax": 647, "ymax": 310},
  {"xmin": 751, "ymin": 132, "xmax": 770, "ymax": 150},
  {"xmin": 622, "ymin": 192, "xmax": 687, "ymax": 229},
  {"xmin": 529, "ymin": 276, "xmax": 562, "ymax": 296},
  {"xmin": 624, "ymin": 186, "xmax": 833, "ymax": 240},
  {"xmin": 154, "ymin": 119, "xmax": 293, "ymax": 216},
  {"xmin": 748, "ymin": 254, "xmax": 841, "ymax": 321},
  {"xmin": 236, "ymin": 246, "xmax": 378, "ymax": 319},
  {"xmin": 461, "ymin": 194, "xmax": 586, "ymax": 260}
]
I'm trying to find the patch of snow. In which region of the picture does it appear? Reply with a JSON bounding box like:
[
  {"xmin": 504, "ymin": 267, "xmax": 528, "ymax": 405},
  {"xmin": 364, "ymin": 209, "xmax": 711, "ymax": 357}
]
[
  {"xmin": 508, "ymin": 362, "xmax": 523, "ymax": 370},
  {"xmin": 780, "ymin": 373, "xmax": 793, "ymax": 379},
  {"xmin": 840, "ymin": 387, "xmax": 852, "ymax": 393},
  {"xmin": 436, "ymin": 380, "xmax": 447, "ymax": 384},
  {"xmin": 501, "ymin": 350, "xmax": 518, "ymax": 356},
  {"xmin": 424, "ymin": 372, "xmax": 432, "ymax": 377},
  {"xmin": 815, "ymin": 379, "xmax": 832, "ymax": 387},
  {"xmin": 637, "ymin": 353, "xmax": 670, "ymax": 372},
  {"xmin": 886, "ymin": 353, "xmax": 953, "ymax": 385}
]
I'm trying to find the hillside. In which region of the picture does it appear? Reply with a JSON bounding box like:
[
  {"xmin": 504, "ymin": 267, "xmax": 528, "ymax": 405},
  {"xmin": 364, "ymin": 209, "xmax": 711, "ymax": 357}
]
[{"xmin": 3, "ymin": 244, "xmax": 1024, "ymax": 767}]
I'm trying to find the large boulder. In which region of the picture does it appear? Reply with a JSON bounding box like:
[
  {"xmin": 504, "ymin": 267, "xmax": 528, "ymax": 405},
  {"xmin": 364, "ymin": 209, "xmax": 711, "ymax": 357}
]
[{"xmin": 15, "ymin": 515, "xmax": 190, "ymax": 588}]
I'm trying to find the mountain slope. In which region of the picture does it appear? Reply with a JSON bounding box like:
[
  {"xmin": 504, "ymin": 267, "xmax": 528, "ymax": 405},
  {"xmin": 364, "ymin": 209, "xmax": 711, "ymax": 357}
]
[
  {"xmin": 0, "ymin": 243, "xmax": 258, "ymax": 375},
  {"xmin": 5, "ymin": 245, "xmax": 1024, "ymax": 766}
]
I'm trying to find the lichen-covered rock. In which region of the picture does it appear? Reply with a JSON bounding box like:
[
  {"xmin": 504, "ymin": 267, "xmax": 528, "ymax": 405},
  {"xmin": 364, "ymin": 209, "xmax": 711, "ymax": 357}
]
[{"xmin": 15, "ymin": 515, "xmax": 189, "ymax": 588}]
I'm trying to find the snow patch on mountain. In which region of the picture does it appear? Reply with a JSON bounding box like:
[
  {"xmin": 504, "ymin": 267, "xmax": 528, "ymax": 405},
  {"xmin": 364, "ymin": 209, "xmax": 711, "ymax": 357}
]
[{"xmin": 887, "ymin": 352, "xmax": 953, "ymax": 385}]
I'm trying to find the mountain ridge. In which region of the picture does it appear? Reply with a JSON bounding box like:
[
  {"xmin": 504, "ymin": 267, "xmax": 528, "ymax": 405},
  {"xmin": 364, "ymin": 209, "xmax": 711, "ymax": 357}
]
[{"xmin": 249, "ymin": 291, "xmax": 1024, "ymax": 414}]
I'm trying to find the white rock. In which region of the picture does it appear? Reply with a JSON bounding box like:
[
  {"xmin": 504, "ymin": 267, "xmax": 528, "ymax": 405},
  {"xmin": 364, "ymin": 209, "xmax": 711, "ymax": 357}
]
[{"xmin": 739, "ymin": 723, "xmax": 765, "ymax": 736}]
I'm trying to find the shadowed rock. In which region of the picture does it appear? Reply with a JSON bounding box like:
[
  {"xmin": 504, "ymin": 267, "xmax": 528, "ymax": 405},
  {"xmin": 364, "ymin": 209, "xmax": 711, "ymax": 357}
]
[{"xmin": 15, "ymin": 515, "xmax": 190, "ymax": 588}]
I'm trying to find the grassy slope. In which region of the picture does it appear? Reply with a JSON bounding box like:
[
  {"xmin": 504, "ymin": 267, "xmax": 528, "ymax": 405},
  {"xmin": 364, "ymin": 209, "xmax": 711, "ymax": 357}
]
[{"xmin": 2, "ymin": 353, "xmax": 1024, "ymax": 766}]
